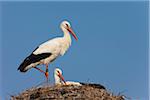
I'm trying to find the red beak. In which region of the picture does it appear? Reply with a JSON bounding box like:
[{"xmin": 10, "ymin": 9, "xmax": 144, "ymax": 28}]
[
  {"xmin": 58, "ymin": 73, "xmax": 66, "ymax": 85},
  {"xmin": 67, "ymin": 27, "xmax": 78, "ymax": 41}
]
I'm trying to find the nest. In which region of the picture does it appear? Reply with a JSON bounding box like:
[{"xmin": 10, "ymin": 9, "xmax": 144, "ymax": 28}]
[{"xmin": 11, "ymin": 84, "xmax": 125, "ymax": 100}]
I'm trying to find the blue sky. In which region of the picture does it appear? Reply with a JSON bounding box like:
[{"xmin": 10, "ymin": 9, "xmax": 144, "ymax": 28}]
[{"xmin": 1, "ymin": 1, "xmax": 149, "ymax": 99}]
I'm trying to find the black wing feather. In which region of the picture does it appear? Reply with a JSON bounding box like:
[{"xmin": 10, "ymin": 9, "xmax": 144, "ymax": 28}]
[
  {"xmin": 18, "ymin": 52, "xmax": 51, "ymax": 72},
  {"xmin": 80, "ymin": 82, "xmax": 106, "ymax": 90}
]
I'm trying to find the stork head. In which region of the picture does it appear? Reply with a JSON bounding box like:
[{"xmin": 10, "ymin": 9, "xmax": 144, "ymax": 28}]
[
  {"xmin": 60, "ymin": 20, "xmax": 78, "ymax": 41},
  {"xmin": 54, "ymin": 68, "xmax": 66, "ymax": 85}
]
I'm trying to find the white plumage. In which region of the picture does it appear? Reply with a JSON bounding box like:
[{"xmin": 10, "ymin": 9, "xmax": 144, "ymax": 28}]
[
  {"xmin": 54, "ymin": 68, "xmax": 82, "ymax": 86},
  {"xmin": 18, "ymin": 21, "xmax": 78, "ymax": 81},
  {"xmin": 54, "ymin": 68, "xmax": 106, "ymax": 90}
]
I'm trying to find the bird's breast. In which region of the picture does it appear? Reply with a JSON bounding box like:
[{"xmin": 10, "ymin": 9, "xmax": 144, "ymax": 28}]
[{"xmin": 60, "ymin": 41, "xmax": 71, "ymax": 56}]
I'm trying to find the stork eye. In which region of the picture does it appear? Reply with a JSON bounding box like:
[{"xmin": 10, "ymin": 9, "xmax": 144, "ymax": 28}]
[
  {"xmin": 57, "ymin": 70, "xmax": 60, "ymax": 74},
  {"xmin": 66, "ymin": 24, "xmax": 69, "ymax": 27}
]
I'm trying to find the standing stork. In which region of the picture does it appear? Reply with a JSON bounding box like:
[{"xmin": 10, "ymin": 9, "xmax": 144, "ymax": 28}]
[{"xmin": 18, "ymin": 20, "xmax": 78, "ymax": 82}]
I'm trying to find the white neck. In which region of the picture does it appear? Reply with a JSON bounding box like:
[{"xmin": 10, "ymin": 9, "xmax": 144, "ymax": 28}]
[
  {"xmin": 61, "ymin": 27, "xmax": 72, "ymax": 45},
  {"xmin": 54, "ymin": 74, "xmax": 62, "ymax": 85},
  {"xmin": 59, "ymin": 26, "xmax": 72, "ymax": 55}
]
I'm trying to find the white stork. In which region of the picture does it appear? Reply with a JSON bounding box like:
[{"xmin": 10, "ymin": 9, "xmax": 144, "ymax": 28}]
[
  {"xmin": 54, "ymin": 68, "xmax": 81, "ymax": 86},
  {"xmin": 54, "ymin": 68, "xmax": 106, "ymax": 89},
  {"xmin": 18, "ymin": 21, "xmax": 78, "ymax": 81}
]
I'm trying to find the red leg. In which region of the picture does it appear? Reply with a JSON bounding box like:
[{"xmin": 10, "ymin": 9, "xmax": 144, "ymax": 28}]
[
  {"xmin": 34, "ymin": 66, "xmax": 49, "ymax": 82},
  {"xmin": 45, "ymin": 64, "xmax": 49, "ymax": 82},
  {"xmin": 34, "ymin": 67, "xmax": 45, "ymax": 74}
]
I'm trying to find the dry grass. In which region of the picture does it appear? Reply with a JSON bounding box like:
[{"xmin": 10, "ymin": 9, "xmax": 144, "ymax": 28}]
[{"xmin": 11, "ymin": 84, "xmax": 125, "ymax": 100}]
